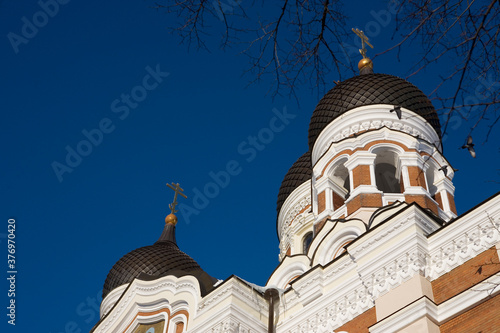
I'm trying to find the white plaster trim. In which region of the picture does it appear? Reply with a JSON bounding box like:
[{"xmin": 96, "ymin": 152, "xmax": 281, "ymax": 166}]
[
  {"xmin": 169, "ymin": 313, "xmax": 187, "ymax": 333},
  {"xmin": 266, "ymin": 255, "xmax": 311, "ymax": 289},
  {"xmin": 277, "ymin": 261, "xmax": 373, "ymax": 332},
  {"xmin": 343, "ymin": 151, "xmax": 377, "ymax": 171},
  {"xmin": 399, "ymin": 153, "xmax": 427, "ymax": 167},
  {"xmin": 311, "ymin": 105, "xmax": 441, "ymax": 165},
  {"xmin": 403, "ymin": 186, "xmax": 431, "ymax": 196},
  {"xmin": 190, "ymin": 304, "xmax": 267, "ymax": 333},
  {"xmin": 315, "ymin": 208, "xmax": 335, "ymax": 222},
  {"xmin": 315, "ymin": 177, "xmax": 335, "ymax": 193},
  {"xmin": 190, "ymin": 278, "xmax": 268, "ymax": 333},
  {"xmin": 312, "ymin": 223, "xmax": 365, "ymax": 266},
  {"xmin": 348, "ymin": 207, "xmax": 440, "ymax": 258},
  {"xmin": 382, "ymin": 194, "xmax": 405, "ymax": 205},
  {"xmin": 438, "ymin": 273, "xmax": 500, "ymax": 322},
  {"xmin": 369, "ymin": 297, "xmax": 437, "ymax": 333},
  {"xmin": 277, "ymin": 180, "xmax": 315, "ymax": 259},
  {"xmin": 346, "ymin": 185, "xmax": 382, "ymax": 201},
  {"xmin": 434, "ymin": 177, "xmax": 455, "ymax": 195},
  {"xmin": 313, "ymin": 127, "xmax": 442, "ymax": 184},
  {"xmin": 196, "ymin": 278, "xmax": 267, "ymax": 316},
  {"xmin": 274, "ymin": 196, "xmax": 500, "ymax": 333},
  {"xmin": 370, "ymin": 273, "xmax": 500, "ymax": 333},
  {"xmin": 101, "ymin": 284, "xmax": 128, "ymax": 317},
  {"xmin": 94, "ymin": 275, "xmax": 201, "ymax": 333},
  {"xmin": 426, "ymin": 199, "xmax": 500, "ymax": 280},
  {"xmin": 125, "ymin": 311, "xmax": 169, "ymax": 333}
]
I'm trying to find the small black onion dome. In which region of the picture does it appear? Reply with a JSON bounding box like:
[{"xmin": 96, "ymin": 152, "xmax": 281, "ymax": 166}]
[
  {"xmin": 102, "ymin": 224, "xmax": 217, "ymax": 299},
  {"xmin": 308, "ymin": 74, "xmax": 441, "ymax": 151},
  {"xmin": 276, "ymin": 151, "xmax": 312, "ymax": 217}
]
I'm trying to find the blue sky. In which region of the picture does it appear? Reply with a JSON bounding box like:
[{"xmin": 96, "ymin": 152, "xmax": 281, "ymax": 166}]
[{"xmin": 1, "ymin": 1, "xmax": 498, "ymax": 332}]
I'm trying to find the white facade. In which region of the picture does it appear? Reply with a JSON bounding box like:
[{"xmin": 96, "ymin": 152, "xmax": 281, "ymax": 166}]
[{"xmin": 92, "ymin": 80, "xmax": 500, "ymax": 333}]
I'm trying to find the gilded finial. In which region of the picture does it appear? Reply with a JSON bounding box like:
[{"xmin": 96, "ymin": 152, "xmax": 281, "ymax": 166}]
[
  {"xmin": 165, "ymin": 182, "xmax": 187, "ymax": 224},
  {"xmin": 352, "ymin": 28, "xmax": 374, "ymax": 73}
]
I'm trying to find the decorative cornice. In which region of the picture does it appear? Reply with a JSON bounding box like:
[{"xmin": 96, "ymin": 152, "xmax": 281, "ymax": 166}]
[
  {"xmin": 278, "ymin": 181, "xmax": 312, "ymax": 237},
  {"xmin": 371, "ymin": 273, "xmax": 500, "ymax": 333},
  {"xmin": 278, "ymin": 180, "xmax": 313, "ymax": 259},
  {"xmin": 197, "ymin": 278, "xmax": 266, "ymax": 314},
  {"xmin": 312, "ymin": 105, "xmax": 440, "ymax": 164},
  {"xmin": 191, "ymin": 284, "xmax": 267, "ymax": 333},
  {"xmin": 266, "ymin": 255, "xmax": 311, "ymax": 289},
  {"xmin": 203, "ymin": 317, "xmax": 258, "ymax": 333},
  {"xmin": 426, "ymin": 214, "xmax": 500, "ymax": 280},
  {"xmin": 349, "ymin": 210, "xmax": 438, "ymax": 258},
  {"xmin": 274, "ymin": 197, "xmax": 500, "ymax": 333},
  {"xmin": 343, "ymin": 151, "xmax": 377, "ymax": 170},
  {"xmin": 101, "ymin": 284, "xmax": 128, "ymax": 317},
  {"xmin": 94, "ymin": 275, "xmax": 200, "ymax": 333},
  {"xmin": 193, "ymin": 310, "xmax": 267, "ymax": 333}
]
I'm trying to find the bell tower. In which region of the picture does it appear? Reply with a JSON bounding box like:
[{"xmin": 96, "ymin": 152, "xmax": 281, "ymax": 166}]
[
  {"xmin": 309, "ymin": 74, "xmax": 457, "ymax": 233},
  {"xmin": 276, "ymin": 37, "xmax": 457, "ymax": 261}
]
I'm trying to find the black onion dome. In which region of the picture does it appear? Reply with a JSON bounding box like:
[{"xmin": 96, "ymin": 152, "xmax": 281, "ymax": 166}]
[
  {"xmin": 103, "ymin": 224, "xmax": 216, "ymax": 299},
  {"xmin": 308, "ymin": 74, "xmax": 441, "ymax": 150},
  {"xmin": 277, "ymin": 151, "xmax": 312, "ymax": 216}
]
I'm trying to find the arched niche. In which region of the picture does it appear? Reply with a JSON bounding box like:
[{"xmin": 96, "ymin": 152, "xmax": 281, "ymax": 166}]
[
  {"xmin": 312, "ymin": 223, "xmax": 365, "ymax": 266},
  {"xmin": 425, "ymin": 163, "xmax": 438, "ymax": 196},
  {"xmin": 266, "ymin": 256, "xmax": 311, "ymax": 289},
  {"xmin": 330, "ymin": 159, "xmax": 350, "ymax": 197},
  {"xmin": 372, "ymin": 148, "xmax": 402, "ymax": 193},
  {"xmin": 326, "ymin": 156, "xmax": 351, "ymax": 207}
]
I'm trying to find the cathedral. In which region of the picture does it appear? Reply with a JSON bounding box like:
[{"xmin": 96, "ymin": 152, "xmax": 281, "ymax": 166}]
[{"xmin": 90, "ymin": 47, "xmax": 500, "ymax": 333}]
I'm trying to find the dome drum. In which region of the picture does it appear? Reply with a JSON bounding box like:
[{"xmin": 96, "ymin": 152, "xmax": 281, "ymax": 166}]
[
  {"xmin": 310, "ymin": 105, "xmax": 442, "ymax": 165},
  {"xmin": 308, "ymin": 73, "xmax": 442, "ymax": 153},
  {"xmin": 310, "ymin": 130, "xmax": 456, "ymax": 224},
  {"xmin": 276, "ymin": 72, "xmax": 452, "ymax": 263}
]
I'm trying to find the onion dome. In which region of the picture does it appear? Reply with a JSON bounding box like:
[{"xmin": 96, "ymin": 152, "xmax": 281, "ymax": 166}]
[
  {"xmin": 102, "ymin": 221, "xmax": 217, "ymax": 299},
  {"xmin": 276, "ymin": 151, "xmax": 312, "ymax": 216},
  {"xmin": 308, "ymin": 73, "xmax": 441, "ymax": 151}
]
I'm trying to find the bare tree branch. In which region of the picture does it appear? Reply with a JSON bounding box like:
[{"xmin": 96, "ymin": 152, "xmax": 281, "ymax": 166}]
[{"xmin": 151, "ymin": 0, "xmax": 500, "ymax": 142}]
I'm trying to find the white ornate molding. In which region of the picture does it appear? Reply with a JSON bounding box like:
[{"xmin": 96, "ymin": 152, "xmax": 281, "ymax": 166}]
[
  {"xmin": 278, "ymin": 268, "xmax": 373, "ymax": 333},
  {"xmin": 370, "ymin": 273, "xmax": 500, "ymax": 333},
  {"xmin": 94, "ymin": 275, "xmax": 201, "ymax": 333},
  {"xmin": 313, "ymin": 128, "xmax": 439, "ymax": 181},
  {"xmin": 191, "ymin": 278, "xmax": 267, "ymax": 333},
  {"xmin": 426, "ymin": 212, "xmax": 500, "ymax": 280},
  {"xmin": 311, "ymin": 105, "xmax": 441, "ymax": 165},
  {"xmin": 199, "ymin": 317, "xmax": 261, "ymax": 333},
  {"xmin": 267, "ymin": 255, "xmax": 311, "ymax": 289},
  {"xmin": 197, "ymin": 278, "xmax": 266, "ymax": 315},
  {"xmin": 312, "ymin": 223, "xmax": 365, "ymax": 266},
  {"xmin": 278, "ymin": 180, "xmax": 314, "ymax": 259},
  {"xmin": 101, "ymin": 284, "xmax": 128, "ymax": 317},
  {"xmin": 273, "ymin": 195, "xmax": 500, "ymax": 333}
]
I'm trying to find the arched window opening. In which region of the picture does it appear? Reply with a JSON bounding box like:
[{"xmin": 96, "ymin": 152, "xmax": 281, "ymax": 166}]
[
  {"xmin": 374, "ymin": 150, "xmax": 401, "ymax": 193},
  {"xmin": 303, "ymin": 232, "xmax": 313, "ymax": 254},
  {"xmin": 331, "ymin": 161, "xmax": 350, "ymax": 199},
  {"xmin": 426, "ymin": 167, "xmax": 437, "ymax": 197}
]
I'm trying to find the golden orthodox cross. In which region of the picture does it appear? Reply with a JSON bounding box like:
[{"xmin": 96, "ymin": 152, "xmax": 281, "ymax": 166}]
[
  {"xmin": 352, "ymin": 28, "xmax": 373, "ymax": 59},
  {"xmin": 166, "ymin": 182, "xmax": 187, "ymax": 214}
]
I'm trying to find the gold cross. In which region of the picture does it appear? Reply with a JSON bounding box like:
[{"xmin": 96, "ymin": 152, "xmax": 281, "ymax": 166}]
[
  {"xmin": 166, "ymin": 182, "xmax": 187, "ymax": 214},
  {"xmin": 352, "ymin": 28, "xmax": 373, "ymax": 59}
]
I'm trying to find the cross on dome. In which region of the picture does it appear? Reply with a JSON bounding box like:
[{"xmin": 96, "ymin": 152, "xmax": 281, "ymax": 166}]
[{"xmin": 166, "ymin": 182, "xmax": 187, "ymax": 214}]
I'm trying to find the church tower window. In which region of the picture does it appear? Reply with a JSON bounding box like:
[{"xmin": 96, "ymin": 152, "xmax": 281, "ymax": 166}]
[
  {"xmin": 303, "ymin": 232, "xmax": 313, "ymax": 254},
  {"xmin": 374, "ymin": 150, "xmax": 401, "ymax": 193}
]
